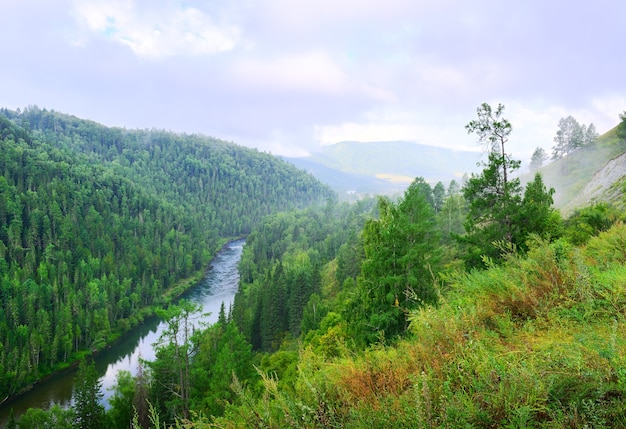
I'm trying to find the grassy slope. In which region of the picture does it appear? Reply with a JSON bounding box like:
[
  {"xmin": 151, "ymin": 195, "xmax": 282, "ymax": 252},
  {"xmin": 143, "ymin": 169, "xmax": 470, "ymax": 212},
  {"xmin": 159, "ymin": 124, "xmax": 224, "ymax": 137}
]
[
  {"xmin": 218, "ymin": 224, "xmax": 626, "ymax": 428},
  {"xmin": 536, "ymin": 127, "xmax": 626, "ymax": 214}
]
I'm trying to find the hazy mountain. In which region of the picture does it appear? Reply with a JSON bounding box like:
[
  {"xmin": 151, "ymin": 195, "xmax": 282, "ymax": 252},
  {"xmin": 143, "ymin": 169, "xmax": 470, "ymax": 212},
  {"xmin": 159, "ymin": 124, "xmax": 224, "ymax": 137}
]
[{"xmin": 284, "ymin": 141, "xmax": 482, "ymax": 196}]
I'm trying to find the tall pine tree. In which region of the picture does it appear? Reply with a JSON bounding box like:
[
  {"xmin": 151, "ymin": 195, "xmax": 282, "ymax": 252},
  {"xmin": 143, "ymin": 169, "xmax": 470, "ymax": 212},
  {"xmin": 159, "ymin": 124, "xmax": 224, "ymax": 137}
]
[{"xmin": 74, "ymin": 359, "xmax": 105, "ymax": 429}]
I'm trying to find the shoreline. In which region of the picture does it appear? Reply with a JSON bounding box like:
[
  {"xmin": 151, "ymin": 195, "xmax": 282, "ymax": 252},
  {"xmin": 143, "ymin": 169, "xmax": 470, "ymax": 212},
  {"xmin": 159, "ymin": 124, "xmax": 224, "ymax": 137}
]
[{"xmin": 0, "ymin": 237, "xmax": 243, "ymax": 415}]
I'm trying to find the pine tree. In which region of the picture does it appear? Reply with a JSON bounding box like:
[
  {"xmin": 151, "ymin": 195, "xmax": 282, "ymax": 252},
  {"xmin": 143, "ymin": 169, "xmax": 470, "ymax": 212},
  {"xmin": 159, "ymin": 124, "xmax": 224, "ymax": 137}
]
[
  {"xmin": 350, "ymin": 177, "xmax": 440, "ymax": 343},
  {"xmin": 462, "ymin": 103, "xmax": 521, "ymax": 267},
  {"xmin": 73, "ymin": 359, "xmax": 105, "ymax": 429},
  {"xmin": 529, "ymin": 147, "xmax": 548, "ymax": 172}
]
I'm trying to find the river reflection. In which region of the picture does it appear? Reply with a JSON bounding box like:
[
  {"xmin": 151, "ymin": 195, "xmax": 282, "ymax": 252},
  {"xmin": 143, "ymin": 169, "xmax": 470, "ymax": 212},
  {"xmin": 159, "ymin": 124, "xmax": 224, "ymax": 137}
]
[{"xmin": 0, "ymin": 239, "xmax": 244, "ymax": 426}]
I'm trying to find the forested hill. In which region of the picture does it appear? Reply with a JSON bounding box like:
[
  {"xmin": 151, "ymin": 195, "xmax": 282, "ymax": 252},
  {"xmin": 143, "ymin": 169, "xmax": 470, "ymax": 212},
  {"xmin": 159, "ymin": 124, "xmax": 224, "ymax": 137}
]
[
  {"xmin": 2, "ymin": 106, "xmax": 334, "ymax": 236},
  {"xmin": 0, "ymin": 106, "xmax": 334, "ymax": 398}
]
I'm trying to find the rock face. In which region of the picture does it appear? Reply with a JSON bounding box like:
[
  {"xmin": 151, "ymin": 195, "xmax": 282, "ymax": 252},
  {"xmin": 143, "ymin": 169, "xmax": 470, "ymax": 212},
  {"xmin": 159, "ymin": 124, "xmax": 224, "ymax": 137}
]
[{"xmin": 566, "ymin": 151, "xmax": 626, "ymax": 211}]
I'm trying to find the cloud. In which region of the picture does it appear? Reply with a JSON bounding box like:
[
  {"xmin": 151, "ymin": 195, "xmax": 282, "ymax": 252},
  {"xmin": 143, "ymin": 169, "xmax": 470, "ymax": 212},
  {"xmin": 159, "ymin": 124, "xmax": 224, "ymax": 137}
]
[
  {"xmin": 314, "ymin": 107, "xmax": 475, "ymax": 152},
  {"xmin": 71, "ymin": 0, "xmax": 239, "ymax": 58}
]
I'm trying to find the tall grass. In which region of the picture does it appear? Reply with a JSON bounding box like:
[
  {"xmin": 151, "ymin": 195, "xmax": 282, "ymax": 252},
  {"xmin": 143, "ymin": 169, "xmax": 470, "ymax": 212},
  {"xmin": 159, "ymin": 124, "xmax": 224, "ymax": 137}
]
[{"xmin": 213, "ymin": 224, "xmax": 626, "ymax": 428}]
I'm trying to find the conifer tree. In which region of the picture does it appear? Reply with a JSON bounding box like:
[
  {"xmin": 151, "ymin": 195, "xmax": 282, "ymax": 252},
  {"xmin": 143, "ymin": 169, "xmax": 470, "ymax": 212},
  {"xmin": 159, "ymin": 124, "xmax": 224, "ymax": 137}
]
[
  {"xmin": 462, "ymin": 103, "xmax": 521, "ymax": 267},
  {"xmin": 461, "ymin": 103, "xmax": 559, "ymax": 268},
  {"xmin": 73, "ymin": 359, "xmax": 105, "ymax": 429},
  {"xmin": 350, "ymin": 177, "xmax": 440, "ymax": 344}
]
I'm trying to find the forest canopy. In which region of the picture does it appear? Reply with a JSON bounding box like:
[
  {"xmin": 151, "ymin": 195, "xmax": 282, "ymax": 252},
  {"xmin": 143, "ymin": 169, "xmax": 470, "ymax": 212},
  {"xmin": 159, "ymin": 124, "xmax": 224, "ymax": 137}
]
[{"xmin": 0, "ymin": 106, "xmax": 333, "ymax": 398}]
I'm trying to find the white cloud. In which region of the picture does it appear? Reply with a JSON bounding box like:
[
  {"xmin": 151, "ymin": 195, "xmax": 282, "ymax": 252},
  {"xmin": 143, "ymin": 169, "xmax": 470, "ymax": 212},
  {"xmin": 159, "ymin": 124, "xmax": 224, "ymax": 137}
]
[
  {"xmin": 591, "ymin": 95, "xmax": 626, "ymax": 132},
  {"xmin": 314, "ymin": 108, "xmax": 474, "ymax": 151},
  {"xmin": 230, "ymin": 51, "xmax": 396, "ymax": 101},
  {"xmin": 71, "ymin": 0, "xmax": 239, "ymax": 58},
  {"xmin": 232, "ymin": 51, "xmax": 347, "ymax": 93}
]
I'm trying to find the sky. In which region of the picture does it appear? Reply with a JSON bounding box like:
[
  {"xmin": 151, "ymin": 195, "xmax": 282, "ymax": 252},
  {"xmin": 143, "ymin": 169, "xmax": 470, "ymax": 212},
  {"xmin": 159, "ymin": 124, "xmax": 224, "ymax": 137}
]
[{"xmin": 2, "ymin": 0, "xmax": 625, "ymax": 162}]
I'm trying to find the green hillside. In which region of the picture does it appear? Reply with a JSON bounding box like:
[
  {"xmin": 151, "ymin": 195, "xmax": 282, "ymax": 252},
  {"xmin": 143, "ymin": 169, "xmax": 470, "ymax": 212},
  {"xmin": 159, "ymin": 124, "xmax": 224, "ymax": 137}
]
[
  {"xmin": 535, "ymin": 125, "xmax": 626, "ymax": 214},
  {"xmin": 10, "ymin": 105, "xmax": 626, "ymax": 428},
  {"xmin": 0, "ymin": 106, "xmax": 333, "ymax": 399},
  {"xmin": 217, "ymin": 223, "xmax": 626, "ymax": 428}
]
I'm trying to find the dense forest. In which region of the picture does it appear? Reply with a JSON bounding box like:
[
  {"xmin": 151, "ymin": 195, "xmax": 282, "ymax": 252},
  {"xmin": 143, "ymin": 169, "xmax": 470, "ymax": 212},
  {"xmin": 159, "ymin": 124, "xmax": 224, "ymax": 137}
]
[
  {"xmin": 0, "ymin": 106, "xmax": 333, "ymax": 400},
  {"xmin": 7, "ymin": 104, "xmax": 626, "ymax": 428}
]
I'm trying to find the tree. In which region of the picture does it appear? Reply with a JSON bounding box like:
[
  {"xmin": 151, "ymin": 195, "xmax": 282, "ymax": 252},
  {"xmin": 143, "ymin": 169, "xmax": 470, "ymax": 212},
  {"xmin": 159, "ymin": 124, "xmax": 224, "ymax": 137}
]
[
  {"xmin": 583, "ymin": 123, "xmax": 599, "ymax": 146},
  {"xmin": 552, "ymin": 116, "xmax": 584, "ymax": 159},
  {"xmin": 151, "ymin": 300, "xmax": 201, "ymax": 421},
  {"xmin": 529, "ymin": 147, "xmax": 548, "ymax": 172},
  {"xmin": 74, "ymin": 359, "xmax": 105, "ymax": 429},
  {"xmin": 463, "ymin": 103, "xmax": 521, "ymax": 253},
  {"xmin": 190, "ymin": 321, "xmax": 256, "ymax": 417},
  {"xmin": 465, "ymin": 103, "xmax": 513, "ymax": 188},
  {"xmin": 460, "ymin": 104, "xmax": 560, "ymax": 268},
  {"xmin": 461, "ymin": 152, "xmax": 522, "ymax": 267},
  {"xmin": 617, "ymin": 111, "xmax": 626, "ymax": 141},
  {"xmin": 518, "ymin": 173, "xmax": 562, "ymax": 248},
  {"xmin": 432, "ymin": 181, "xmax": 446, "ymax": 213},
  {"xmin": 107, "ymin": 370, "xmax": 136, "ymax": 429},
  {"xmin": 349, "ymin": 177, "xmax": 441, "ymax": 344},
  {"xmin": 6, "ymin": 408, "xmax": 17, "ymax": 429},
  {"xmin": 438, "ymin": 181, "xmax": 466, "ymax": 243}
]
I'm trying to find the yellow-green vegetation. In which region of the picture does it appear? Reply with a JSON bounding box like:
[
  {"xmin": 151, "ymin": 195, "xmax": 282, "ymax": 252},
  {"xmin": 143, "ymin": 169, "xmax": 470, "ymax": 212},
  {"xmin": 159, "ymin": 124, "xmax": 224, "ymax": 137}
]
[
  {"xmin": 374, "ymin": 173, "xmax": 414, "ymax": 184},
  {"xmin": 212, "ymin": 224, "xmax": 626, "ymax": 428}
]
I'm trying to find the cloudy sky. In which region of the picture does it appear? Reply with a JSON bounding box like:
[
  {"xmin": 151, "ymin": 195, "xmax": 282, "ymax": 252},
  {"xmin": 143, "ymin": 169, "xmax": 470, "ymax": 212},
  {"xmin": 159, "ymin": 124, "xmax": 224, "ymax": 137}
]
[{"xmin": 2, "ymin": 0, "xmax": 625, "ymax": 162}]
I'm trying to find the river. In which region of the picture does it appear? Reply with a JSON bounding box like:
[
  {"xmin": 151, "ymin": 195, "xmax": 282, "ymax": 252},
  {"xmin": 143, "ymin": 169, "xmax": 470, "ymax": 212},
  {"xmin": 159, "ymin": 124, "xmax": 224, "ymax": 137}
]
[{"xmin": 0, "ymin": 239, "xmax": 245, "ymax": 426}]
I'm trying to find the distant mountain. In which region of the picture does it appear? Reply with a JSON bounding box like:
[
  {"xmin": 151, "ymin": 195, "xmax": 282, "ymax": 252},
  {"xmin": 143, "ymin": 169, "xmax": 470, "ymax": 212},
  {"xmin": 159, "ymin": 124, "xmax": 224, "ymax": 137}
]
[
  {"xmin": 283, "ymin": 155, "xmax": 408, "ymax": 196},
  {"xmin": 284, "ymin": 141, "xmax": 482, "ymax": 196}
]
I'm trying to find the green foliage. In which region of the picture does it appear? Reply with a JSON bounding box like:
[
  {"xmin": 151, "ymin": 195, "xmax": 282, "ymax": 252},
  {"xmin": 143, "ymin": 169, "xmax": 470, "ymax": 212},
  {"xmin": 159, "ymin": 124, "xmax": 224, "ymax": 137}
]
[
  {"xmin": 529, "ymin": 146, "xmax": 549, "ymax": 171},
  {"xmin": 74, "ymin": 359, "xmax": 105, "ymax": 429},
  {"xmin": 0, "ymin": 106, "xmax": 332, "ymax": 398},
  {"xmin": 461, "ymin": 104, "xmax": 561, "ymax": 268},
  {"xmin": 190, "ymin": 320, "xmax": 257, "ymax": 418},
  {"xmin": 107, "ymin": 370, "xmax": 136, "ymax": 429},
  {"xmin": 519, "ymin": 173, "xmax": 563, "ymax": 246},
  {"xmin": 231, "ymin": 200, "xmax": 373, "ymax": 352},
  {"xmin": 552, "ymin": 115, "xmax": 587, "ymax": 159},
  {"xmin": 210, "ymin": 223, "xmax": 626, "ymax": 428},
  {"xmin": 17, "ymin": 405, "xmax": 74, "ymax": 429},
  {"xmin": 564, "ymin": 202, "xmax": 623, "ymax": 245},
  {"xmin": 348, "ymin": 178, "xmax": 441, "ymax": 344},
  {"xmin": 617, "ymin": 111, "xmax": 626, "ymax": 141}
]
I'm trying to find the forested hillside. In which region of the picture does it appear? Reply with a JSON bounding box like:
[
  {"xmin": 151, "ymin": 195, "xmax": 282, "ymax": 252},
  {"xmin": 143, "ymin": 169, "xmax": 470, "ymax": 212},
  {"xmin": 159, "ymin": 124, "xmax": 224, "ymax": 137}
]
[
  {"xmin": 10, "ymin": 104, "xmax": 626, "ymax": 428},
  {"xmin": 0, "ymin": 106, "xmax": 333, "ymax": 399}
]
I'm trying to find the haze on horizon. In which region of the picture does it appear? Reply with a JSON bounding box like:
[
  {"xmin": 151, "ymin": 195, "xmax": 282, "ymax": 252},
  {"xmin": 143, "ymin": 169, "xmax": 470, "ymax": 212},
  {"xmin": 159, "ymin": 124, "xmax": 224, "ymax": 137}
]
[{"xmin": 2, "ymin": 0, "xmax": 625, "ymax": 162}]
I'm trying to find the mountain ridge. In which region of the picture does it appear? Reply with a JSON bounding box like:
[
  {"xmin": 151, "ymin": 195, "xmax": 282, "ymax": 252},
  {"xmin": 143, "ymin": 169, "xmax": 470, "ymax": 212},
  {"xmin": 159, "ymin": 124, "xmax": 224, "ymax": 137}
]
[{"xmin": 285, "ymin": 140, "xmax": 482, "ymax": 196}]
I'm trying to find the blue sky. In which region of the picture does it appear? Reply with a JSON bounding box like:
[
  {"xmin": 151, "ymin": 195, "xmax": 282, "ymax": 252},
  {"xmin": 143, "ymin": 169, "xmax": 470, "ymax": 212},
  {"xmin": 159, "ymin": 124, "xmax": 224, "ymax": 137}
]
[{"xmin": 2, "ymin": 0, "xmax": 625, "ymax": 162}]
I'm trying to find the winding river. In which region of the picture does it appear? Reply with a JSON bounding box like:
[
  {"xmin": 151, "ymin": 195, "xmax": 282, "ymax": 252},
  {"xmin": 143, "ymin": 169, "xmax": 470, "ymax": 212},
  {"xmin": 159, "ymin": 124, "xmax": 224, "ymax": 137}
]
[{"xmin": 0, "ymin": 239, "xmax": 244, "ymax": 426}]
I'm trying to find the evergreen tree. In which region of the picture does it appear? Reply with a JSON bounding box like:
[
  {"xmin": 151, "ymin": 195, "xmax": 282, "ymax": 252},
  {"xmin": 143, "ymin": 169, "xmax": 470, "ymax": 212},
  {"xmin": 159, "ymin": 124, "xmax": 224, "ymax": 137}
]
[
  {"xmin": 518, "ymin": 173, "xmax": 562, "ymax": 248},
  {"xmin": 438, "ymin": 182, "xmax": 466, "ymax": 244},
  {"xmin": 432, "ymin": 181, "xmax": 446, "ymax": 213},
  {"xmin": 6, "ymin": 408, "xmax": 16, "ymax": 429},
  {"xmin": 350, "ymin": 177, "xmax": 440, "ymax": 344},
  {"xmin": 460, "ymin": 104, "xmax": 560, "ymax": 268},
  {"xmin": 583, "ymin": 123, "xmax": 599, "ymax": 146},
  {"xmin": 617, "ymin": 111, "xmax": 626, "ymax": 141},
  {"xmin": 462, "ymin": 103, "xmax": 521, "ymax": 267},
  {"xmin": 107, "ymin": 370, "xmax": 136, "ymax": 429},
  {"xmin": 529, "ymin": 147, "xmax": 548, "ymax": 171},
  {"xmin": 151, "ymin": 300, "xmax": 201, "ymax": 421},
  {"xmin": 73, "ymin": 359, "xmax": 105, "ymax": 429}
]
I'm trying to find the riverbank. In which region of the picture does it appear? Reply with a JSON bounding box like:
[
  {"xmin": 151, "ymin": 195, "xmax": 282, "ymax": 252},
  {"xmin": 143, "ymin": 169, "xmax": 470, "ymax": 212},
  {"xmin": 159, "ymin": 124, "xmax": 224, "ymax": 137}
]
[{"xmin": 0, "ymin": 237, "xmax": 242, "ymax": 416}]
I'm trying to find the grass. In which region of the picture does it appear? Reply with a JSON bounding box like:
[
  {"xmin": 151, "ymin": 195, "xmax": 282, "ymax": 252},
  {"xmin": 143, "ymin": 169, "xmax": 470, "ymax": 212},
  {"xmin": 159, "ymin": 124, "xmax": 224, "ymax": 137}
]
[{"xmin": 214, "ymin": 224, "xmax": 626, "ymax": 428}]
